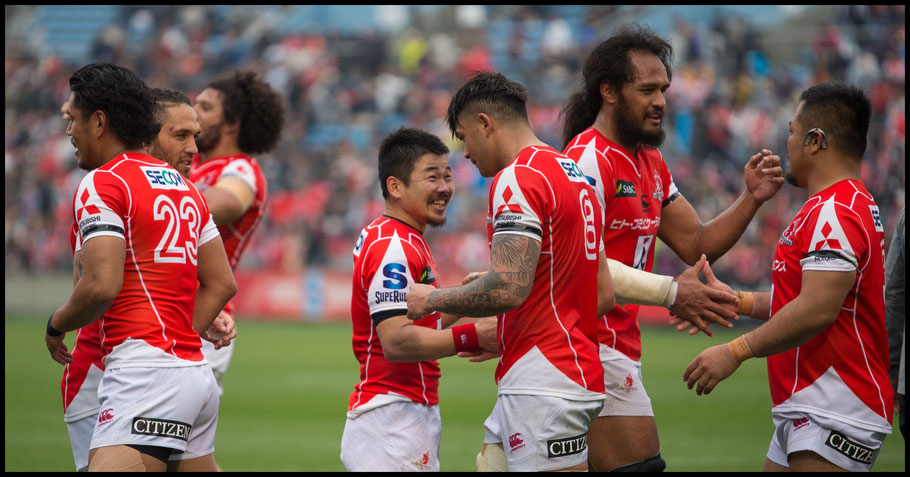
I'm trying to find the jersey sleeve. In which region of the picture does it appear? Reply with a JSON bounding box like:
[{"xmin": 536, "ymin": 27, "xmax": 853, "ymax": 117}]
[
  {"xmin": 363, "ymin": 230, "xmax": 423, "ymax": 325},
  {"xmin": 198, "ymin": 214, "xmax": 220, "ymax": 246},
  {"xmin": 489, "ymin": 166, "xmax": 548, "ymax": 242},
  {"xmin": 73, "ymin": 171, "xmax": 126, "ymax": 244},
  {"xmin": 654, "ymin": 150, "xmax": 680, "ymax": 207},
  {"xmin": 800, "ymin": 197, "xmax": 866, "ymax": 272},
  {"xmin": 217, "ymin": 158, "xmax": 258, "ymax": 194}
]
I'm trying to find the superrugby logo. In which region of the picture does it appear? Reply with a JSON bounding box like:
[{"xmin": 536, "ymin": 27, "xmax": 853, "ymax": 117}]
[
  {"xmin": 509, "ymin": 433, "xmax": 525, "ymax": 452},
  {"xmin": 547, "ymin": 433, "xmax": 587, "ymax": 459},
  {"xmin": 382, "ymin": 263, "xmax": 408, "ymax": 290},
  {"xmin": 98, "ymin": 408, "xmax": 114, "ymax": 425},
  {"xmin": 131, "ymin": 417, "xmax": 192, "ymax": 441},
  {"xmin": 825, "ymin": 431, "xmax": 876, "ymax": 464}
]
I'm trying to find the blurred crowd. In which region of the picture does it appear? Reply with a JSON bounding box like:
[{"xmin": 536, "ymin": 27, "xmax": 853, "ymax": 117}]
[{"xmin": 5, "ymin": 5, "xmax": 905, "ymax": 291}]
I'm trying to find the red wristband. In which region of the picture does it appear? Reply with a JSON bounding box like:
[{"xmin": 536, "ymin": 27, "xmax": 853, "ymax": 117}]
[{"xmin": 452, "ymin": 323, "xmax": 480, "ymax": 352}]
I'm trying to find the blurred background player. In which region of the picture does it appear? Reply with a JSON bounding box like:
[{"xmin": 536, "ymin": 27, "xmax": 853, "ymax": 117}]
[
  {"xmin": 684, "ymin": 82, "xmax": 893, "ymax": 471},
  {"xmin": 884, "ymin": 206, "xmax": 904, "ymax": 438},
  {"xmin": 55, "ymin": 87, "xmax": 235, "ymax": 472},
  {"xmin": 45, "ymin": 62, "xmax": 237, "ymax": 471},
  {"xmin": 408, "ymin": 71, "xmax": 612, "ymax": 472},
  {"xmin": 189, "ymin": 70, "xmax": 286, "ymax": 393},
  {"xmin": 341, "ymin": 127, "xmax": 497, "ymax": 471},
  {"xmin": 560, "ymin": 24, "xmax": 784, "ymax": 471}
]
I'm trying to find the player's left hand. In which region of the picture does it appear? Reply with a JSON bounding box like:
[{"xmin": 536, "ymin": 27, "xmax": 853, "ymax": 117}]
[
  {"xmin": 670, "ymin": 257, "xmax": 739, "ymax": 335},
  {"xmin": 683, "ymin": 343, "xmax": 740, "ymax": 395},
  {"xmin": 744, "ymin": 149, "xmax": 784, "ymax": 203},
  {"xmin": 45, "ymin": 332, "xmax": 72, "ymax": 365},
  {"xmin": 406, "ymin": 283, "xmax": 436, "ymax": 319},
  {"xmin": 202, "ymin": 311, "xmax": 237, "ymax": 349}
]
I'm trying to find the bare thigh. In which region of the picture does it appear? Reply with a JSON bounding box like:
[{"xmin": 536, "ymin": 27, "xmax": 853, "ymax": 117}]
[
  {"xmin": 88, "ymin": 445, "xmax": 168, "ymax": 472},
  {"xmin": 586, "ymin": 415, "xmax": 660, "ymax": 472},
  {"xmin": 167, "ymin": 453, "xmax": 219, "ymax": 472},
  {"xmin": 787, "ymin": 451, "xmax": 848, "ymax": 472}
]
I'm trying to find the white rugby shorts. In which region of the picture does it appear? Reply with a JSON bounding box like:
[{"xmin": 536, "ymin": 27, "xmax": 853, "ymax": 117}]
[
  {"xmin": 767, "ymin": 412, "xmax": 886, "ymax": 471},
  {"xmin": 200, "ymin": 338, "xmax": 235, "ymax": 394},
  {"xmin": 67, "ymin": 413, "xmax": 96, "ymax": 471},
  {"xmin": 89, "ymin": 365, "xmax": 220, "ymax": 460},
  {"xmin": 483, "ymin": 394, "xmax": 603, "ymax": 471},
  {"xmin": 597, "ymin": 345, "xmax": 653, "ymax": 417},
  {"xmin": 340, "ymin": 401, "xmax": 441, "ymax": 471}
]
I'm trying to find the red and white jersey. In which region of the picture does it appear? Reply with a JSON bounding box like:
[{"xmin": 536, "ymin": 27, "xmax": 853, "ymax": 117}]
[
  {"xmin": 72, "ymin": 152, "xmax": 219, "ymax": 369},
  {"xmin": 61, "ymin": 222, "xmax": 106, "ymax": 421},
  {"xmin": 767, "ymin": 179, "xmax": 892, "ymax": 432},
  {"xmin": 348, "ymin": 216, "xmax": 443, "ymax": 416},
  {"xmin": 563, "ymin": 128, "xmax": 679, "ymax": 361},
  {"xmin": 189, "ymin": 153, "xmax": 267, "ymax": 315},
  {"xmin": 487, "ymin": 145, "xmax": 605, "ymax": 400}
]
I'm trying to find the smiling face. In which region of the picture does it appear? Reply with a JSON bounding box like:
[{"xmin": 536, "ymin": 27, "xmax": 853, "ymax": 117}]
[
  {"xmin": 147, "ymin": 103, "xmax": 200, "ymax": 178},
  {"xmin": 395, "ymin": 152, "xmax": 454, "ymax": 230},
  {"xmin": 611, "ymin": 50, "xmax": 669, "ymax": 149}
]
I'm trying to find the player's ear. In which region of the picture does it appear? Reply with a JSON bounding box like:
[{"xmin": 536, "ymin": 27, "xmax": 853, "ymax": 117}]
[
  {"xmin": 387, "ymin": 176, "xmax": 403, "ymax": 199},
  {"xmin": 477, "ymin": 113, "xmax": 492, "ymax": 136},
  {"xmin": 601, "ymin": 82, "xmax": 618, "ymax": 105},
  {"xmin": 93, "ymin": 111, "xmax": 106, "ymax": 137}
]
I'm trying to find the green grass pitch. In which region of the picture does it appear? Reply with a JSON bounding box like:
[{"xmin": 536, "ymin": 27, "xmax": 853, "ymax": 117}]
[{"xmin": 5, "ymin": 316, "xmax": 904, "ymax": 471}]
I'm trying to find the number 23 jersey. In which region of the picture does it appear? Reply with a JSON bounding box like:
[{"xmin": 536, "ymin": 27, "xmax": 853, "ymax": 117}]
[{"xmin": 72, "ymin": 152, "xmax": 219, "ymax": 368}]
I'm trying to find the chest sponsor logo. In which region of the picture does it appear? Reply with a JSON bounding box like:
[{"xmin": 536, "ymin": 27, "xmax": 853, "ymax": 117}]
[
  {"xmin": 141, "ymin": 166, "xmax": 190, "ymax": 191},
  {"xmin": 824, "ymin": 430, "xmax": 876, "ymax": 464},
  {"xmin": 609, "ymin": 217, "xmax": 659, "ymax": 231},
  {"xmin": 547, "ymin": 433, "xmax": 587, "ymax": 459},
  {"xmin": 615, "ymin": 180, "xmax": 636, "ymax": 198},
  {"xmin": 418, "ymin": 266, "xmax": 436, "ymax": 285},
  {"xmin": 131, "ymin": 417, "xmax": 192, "ymax": 441},
  {"xmin": 771, "ymin": 259, "xmax": 787, "ymax": 272}
]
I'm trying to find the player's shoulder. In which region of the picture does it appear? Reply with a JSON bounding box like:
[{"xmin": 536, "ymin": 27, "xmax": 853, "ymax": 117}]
[{"xmin": 355, "ymin": 216, "xmax": 426, "ymax": 260}]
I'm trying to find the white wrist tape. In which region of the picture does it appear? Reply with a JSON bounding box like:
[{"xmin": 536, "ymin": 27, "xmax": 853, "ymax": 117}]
[{"xmin": 607, "ymin": 258, "xmax": 677, "ymax": 308}]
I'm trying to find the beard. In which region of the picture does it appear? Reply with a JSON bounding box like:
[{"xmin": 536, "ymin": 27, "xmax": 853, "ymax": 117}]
[
  {"xmin": 194, "ymin": 123, "xmax": 221, "ymax": 154},
  {"xmin": 613, "ymin": 97, "xmax": 665, "ymax": 149}
]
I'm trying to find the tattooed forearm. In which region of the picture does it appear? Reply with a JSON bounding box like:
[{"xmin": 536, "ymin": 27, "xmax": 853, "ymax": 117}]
[{"xmin": 428, "ymin": 234, "xmax": 540, "ymax": 317}]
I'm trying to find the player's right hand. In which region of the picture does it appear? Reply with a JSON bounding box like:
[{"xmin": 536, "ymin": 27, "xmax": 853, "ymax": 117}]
[
  {"xmin": 457, "ymin": 349, "xmax": 500, "ymax": 363},
  {"xmin": 669, "ymin": 255, "xmax": 739, "ymax": 337},
  {"xmin": 45, "ymin": 332, "xmax": 73, "ymax": 365}
]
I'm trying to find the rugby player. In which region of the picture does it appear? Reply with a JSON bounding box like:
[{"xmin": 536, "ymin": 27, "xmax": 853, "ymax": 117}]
[
  {"xmin": 45, "ymin": 62, "xmax": 236, "ymax": 471},
  {"xmin": 408, "ymin": 71, "xmax": 611, "ymax": 471},
  {"xmin": 342, "ymin": 127, "xmax": 497, "ymax": 471},
  {"xmin": 684, "ymin": 82, "xmax": 893, "ymax": 471},
  {"xmin": 560, "ymin": 25, "xmax": 784, "ymax": 471},
  {"xmin": 190, "ymin": 70, "xmax": 285, "ymax": 393}
]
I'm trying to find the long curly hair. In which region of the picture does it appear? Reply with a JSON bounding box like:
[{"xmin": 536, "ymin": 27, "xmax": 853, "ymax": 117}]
[{"xmin": 205, "ymin": 70, "xmax": 286, "ymax": 155}]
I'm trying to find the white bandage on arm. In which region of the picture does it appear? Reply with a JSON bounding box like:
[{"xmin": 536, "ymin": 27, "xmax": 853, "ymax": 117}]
[{"xmin": 607, "ymin": 259, "xmax": 678, "ymax": 308}]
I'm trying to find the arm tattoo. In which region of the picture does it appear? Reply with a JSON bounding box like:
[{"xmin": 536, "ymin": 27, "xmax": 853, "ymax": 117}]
[{"xmin": 428, "ymin": 234, "xmax": 540, "ymax": 317}]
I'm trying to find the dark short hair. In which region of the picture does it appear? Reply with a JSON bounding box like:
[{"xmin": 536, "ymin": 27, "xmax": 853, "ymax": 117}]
[
  {"xmin": 446, "ymin": 71, "xmax": 529, "ymax": 135},
  {"xmin": 797, "ymin": 82, "xmax": 871, "ymax": 160},
  {"xmin": 69, "ymin": 63, "xmax": 159, "ymax": 149},
  {"xmin": 205, "ymin": 70, "xmax": 285, "ymax": 155},
  {"xmin": 561, "ymin": 24, "xmax": 673, "ymax": 147},
  {"xmin": 378, "ymin": 128, "xmax": 449, "ymax": 199},
  {"xmin": 150, "ymin": 88, "xmax": 192, "ymax": 126}
]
